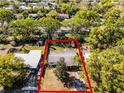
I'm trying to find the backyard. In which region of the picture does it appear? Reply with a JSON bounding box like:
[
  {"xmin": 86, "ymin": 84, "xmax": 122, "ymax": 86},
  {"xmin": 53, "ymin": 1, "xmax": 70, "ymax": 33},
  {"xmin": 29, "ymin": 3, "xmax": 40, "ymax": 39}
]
[
  {"xmin": 41, "ymin": 68, "xmax": 86, "ymax": 91},
  {"xmin": 41, "ymin": 68, "xmax": 70, "ymax": 91}
]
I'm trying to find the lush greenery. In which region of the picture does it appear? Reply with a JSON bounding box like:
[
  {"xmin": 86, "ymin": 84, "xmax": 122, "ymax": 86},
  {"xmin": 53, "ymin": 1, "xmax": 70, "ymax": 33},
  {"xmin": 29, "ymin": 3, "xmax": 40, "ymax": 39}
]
[
  {"xmin": 54, "ymin": 57, "xmax": 67, "ymax": 81},
  {"xmin": 87, "ymin": 47, "xmax": 124, "ymax": 92},
  {"xmin": 0, "ymin": 0, "xmax": 124, "ymax": 92},
  {"xmin": 10, "ymin": 18, "xmax": 40, "ymax": 43},
  {"xmin": 0, "ymin": 54, "xmax": 27, "ymax": 88}
]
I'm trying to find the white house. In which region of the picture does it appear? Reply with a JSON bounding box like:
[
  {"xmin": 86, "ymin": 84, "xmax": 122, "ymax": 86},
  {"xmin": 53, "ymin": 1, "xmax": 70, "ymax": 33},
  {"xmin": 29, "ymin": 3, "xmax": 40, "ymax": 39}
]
[{"xmin": 15, "ymin": 50, "xmax": 42, "ymax": 69}]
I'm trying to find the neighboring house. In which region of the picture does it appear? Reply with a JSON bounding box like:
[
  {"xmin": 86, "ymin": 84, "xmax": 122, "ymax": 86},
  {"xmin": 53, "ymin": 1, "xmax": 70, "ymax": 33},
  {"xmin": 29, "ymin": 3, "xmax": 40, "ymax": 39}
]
[
  {"xmin": 57, "ymin": 27, "xmax": 72, "ymax": 36},
  {"xmin": 28, "ymin": 3, "xmax": 43, "ymax": 8},
  {"xmin": 81, "ymin": 27, "xmax": 90, "ymax": 32},
  {"xmin": 0, "ymin": 48, "xmax": 10, "ymax": 55},
  {"xmin": 15, "ymin": 50, "xmax": 42, "ymax": 92},
  {"xmin": 60, "ymin": 27, "xmax": 72, "ymax": 33},
  {"xmin": 58, "ymin": 13, "xmax": 69, "ymax": 20},
  {"xmin": 48, "ymin": 2, "xmax": 56, "ymax": 10},
  {"xmin": 88, "ymin": 0, "xmax": 99, "ymax": 2},
  {"xmin": 15, "ymin": 50, "xmax": 42, "ymax": 70},
  {"xmin": 48, "ymin": 49, "xmax": 78, "ymax": 66},
  {"xmin": 19, "ymin": 6, "xmax": 31, "ymax": 10},
  {"xmin": 38, "ymin": 26, "xmax": 46, "ymax": 33},
  {"xmin": 4, "ymin": 5, "xmax": 14, "ymax": 10},
  {"xmin": 20, "ymin": 2, "xmax": 27, "ymax": 6},
  {"xmin": 29, "ymin": 14, "xmax": 38, "ymax": 19}
]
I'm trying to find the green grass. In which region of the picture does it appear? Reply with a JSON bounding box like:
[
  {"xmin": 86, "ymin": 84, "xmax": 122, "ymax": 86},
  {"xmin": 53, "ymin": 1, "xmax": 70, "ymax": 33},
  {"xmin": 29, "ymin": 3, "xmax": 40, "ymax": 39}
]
[
  {"xmin": 24, "ymin": 45, "xmax": 44, "ymax": 50},
  {"xmin": 50, "ymin": 46, "xmax": 65, "ymax": 52}
]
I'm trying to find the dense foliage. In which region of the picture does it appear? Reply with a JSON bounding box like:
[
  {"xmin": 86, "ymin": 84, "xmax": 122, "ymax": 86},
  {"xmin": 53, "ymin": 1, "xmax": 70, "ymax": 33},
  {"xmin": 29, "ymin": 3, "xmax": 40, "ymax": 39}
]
[
  {"xmin": 54, "ymin": 57, "xmax": 67, "ymax": 81},
  {"xmin": 0, "ymin": 54, "xmax": 27, "ymax": 88},
  {"xmin": 87, "ymin": 48, "xmax": 124, "ymax": 92},
  {"xmin": 0, "ymin": 8, "xmax": 15, "ymax": 24},
  {"xmin": 39, "ymin": 17, "xmax": 60, "ymax": 39},
  {"xmin": 0, "ymin": 0, "xmax": 124, "ymax": 92},
  {"xmin": 10, "ymin": 18, "xmax": 40, "ymax": 42}
]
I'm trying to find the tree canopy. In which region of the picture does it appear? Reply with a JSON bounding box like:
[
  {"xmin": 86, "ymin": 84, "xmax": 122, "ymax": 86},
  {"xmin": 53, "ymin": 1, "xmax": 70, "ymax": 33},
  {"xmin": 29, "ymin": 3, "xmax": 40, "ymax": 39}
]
[
  {"xmin": 54, "ymin": 57, "xmax": 67, "ymax": 81},
  {"xmin": 87, "ymin": 49, "xmax": 124, "ymax": 93},
  {"xmin": 0, "ymin": 8, "xmax": 15, "ymax": 23},
  {"xmin": 46, "ymin": 10, "xmax": 58, "ymax": 19},
  {"xmin": 0, "ymin": 54, "xmax": 27, "ymax": 88},
  {"xmin": 75, "ymin": 9, "xmax": 100, "ymax": 27},
  {"xmin": 10, "ymin": 18, "xmax": 39, "ymax": 42},
  {"xmin": 87, "ymin": 25, "xmax": 124, "ymax": 50},
  {"xmin": 39, "ymin": 17, "xmax": 60, "ymax": 34}
]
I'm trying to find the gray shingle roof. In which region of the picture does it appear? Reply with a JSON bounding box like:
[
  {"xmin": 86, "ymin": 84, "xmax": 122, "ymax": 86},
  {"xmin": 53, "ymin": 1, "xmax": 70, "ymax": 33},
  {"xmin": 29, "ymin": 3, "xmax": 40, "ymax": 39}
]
[{"xmin": 48, "ymin": 49, "xmax": 78, "ymax": 66}]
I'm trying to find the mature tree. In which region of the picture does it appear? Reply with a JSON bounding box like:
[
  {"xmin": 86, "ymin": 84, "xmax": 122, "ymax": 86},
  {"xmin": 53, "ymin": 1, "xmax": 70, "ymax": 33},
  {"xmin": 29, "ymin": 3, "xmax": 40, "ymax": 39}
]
[
  {"xmin": 104, "ymin": 8, "xmax": 121, "ymax": 25},
  {"xmin": 92, "ymin": 0, "xmax": 113, "ymax": 15},
  {"xmin": 0, "ymin": 8, "xmax": 15, "ymax": 26},
  {"xmin": 75, "ymin": 9, "xmax": 100, "ymax": 27},
  {"xmin": 0, "ymin": 1, "xmax": 9, "ymax": 7},
  {"xmin": 62, "ymin": 17, "xmax": 86, "ymax": 41},
  {"xmin": 62, "ymin": 9, "xmax": 100, "ymax": 42},
  {"xmin": 116, "ymin": 38, "xmax": 124, "ymax": 46},
  {"xmin": 62, "ymin": 16, "xmax": 82, "ymax": 32},
  {"xmin": 66, "ymin": 4, "xmax": 78, "ymax": 15},
  {"xmin": 55, "ymin": 0, "xmax": 69, "ymax": 4},
  {"xmin": 39, "ymin": 17, "xmax": 60, "ymax": 39},
  {"xmin": 116, "ymin": 15, "xmax": 124, "ymax": 28},
  {"xmin": 37, "ymin": 11, "xmax": 46, "ymax": 19},
  {"xmin": 22, "ymin": 11, "xmax": 29, "ymax": 19},
  {"xmin": 87, "ymin": 49, "xmax": 124, "ymax": 93},
  {"xmin": 0, "ymin": 54, "xmax": 27, "ymax": 88},
  {"xmin": 10, "ymin": 18, "xmax": 39, "ymax": 43},
  {"xmin": 54, "ymin": 57, "xmax": 67, "ymax": 81},
  {"xmin": 87, "ymin": 26, "xmax": 124, "ymax": 50},
  {"xmin": 0, "ymin": 8, "xmax": 15, "ymax": 43},
  {"xmin": 46, "ymin": 10, "xmax": 58, "ymax": 19},
  {"xmin": 61, "ymin": 3, "xmax": 71, "ymax": 13}
]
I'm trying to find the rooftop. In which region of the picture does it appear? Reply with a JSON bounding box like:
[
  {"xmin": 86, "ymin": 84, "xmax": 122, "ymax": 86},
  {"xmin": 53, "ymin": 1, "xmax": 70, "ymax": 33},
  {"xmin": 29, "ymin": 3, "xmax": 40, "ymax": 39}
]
[
  {"xmin": 48, "ymin": 49, "xmax": 78, "ymax": 66},
  {"xmin": 15, "ymin": 50, "xmax": 41, "ymax": 69}
]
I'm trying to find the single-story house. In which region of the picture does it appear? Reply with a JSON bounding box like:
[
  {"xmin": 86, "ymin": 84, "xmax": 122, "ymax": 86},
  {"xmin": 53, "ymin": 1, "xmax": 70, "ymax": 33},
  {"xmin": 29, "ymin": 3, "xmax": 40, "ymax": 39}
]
[
  {"xmin": 48, "ymin": 2, "xmax": 56, "ymax": 10},
  {"xmin": 48, "ymin": 49, "xmax": 78, "ymax": 66},
  {"xmin": 15, "ymin": 50, "xmax": 42, "ymax": 91},
  {"xmin": 29, "ymin": 13, "xmax": 38, "ymax": 19},
  {"xmin": 57, "ymin": 27, "xmax": 72, "ymax": 36},
  {"xmin": 15, "ymin": 50, "xmax": 42, "ymax": 69},
  {"xmin": 0, "ymin": 48, "xmax": 10, "ymax": 55},
  {"xmin": 60, "ymin": 27, "xmax": 72, "ymax": 33},
  {"xmin": 38, "ymin": 26, "xmax": 46, "ymax": 32},
  {"xmin": 58, "ymin": 13, "xmax": 69, "ymax": 20},
  {"xmin": 20, "ymin": 2, "xmax": 27, "ymax": 6},
  {"xmin": 4, "ymin": 5, "xmax": 14, "ymax": 10},
  {"xmin": 19, "ymin": 6, "xmax": 31, "ymax": 10}
]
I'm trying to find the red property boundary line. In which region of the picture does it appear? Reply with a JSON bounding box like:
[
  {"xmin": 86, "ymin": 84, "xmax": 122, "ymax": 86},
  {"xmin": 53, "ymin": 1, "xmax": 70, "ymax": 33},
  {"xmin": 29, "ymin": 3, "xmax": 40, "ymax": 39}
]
[{"xmin": 38, "ymin": 39, "xmax": 93, "ymax": 93}]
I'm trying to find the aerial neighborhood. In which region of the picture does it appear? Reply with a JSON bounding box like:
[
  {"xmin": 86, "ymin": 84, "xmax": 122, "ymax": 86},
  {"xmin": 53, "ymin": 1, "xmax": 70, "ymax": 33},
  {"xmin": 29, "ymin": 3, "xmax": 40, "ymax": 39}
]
[{"xmin": 0, "ymin": 0, "xmax": 124, "ymax": 93}]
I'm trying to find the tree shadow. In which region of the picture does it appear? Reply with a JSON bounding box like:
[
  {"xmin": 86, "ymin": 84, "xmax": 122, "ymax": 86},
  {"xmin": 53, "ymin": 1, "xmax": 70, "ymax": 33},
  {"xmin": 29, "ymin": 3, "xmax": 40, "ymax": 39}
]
[{"xmin": 62, "ymin": 73, "xmax": 85, "ymax": 90}]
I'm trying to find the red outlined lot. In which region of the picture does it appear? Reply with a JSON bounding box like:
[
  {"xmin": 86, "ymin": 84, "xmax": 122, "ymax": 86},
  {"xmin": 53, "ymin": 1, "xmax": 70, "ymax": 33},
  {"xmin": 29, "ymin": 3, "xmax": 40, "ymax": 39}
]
[{"xmin": 38, "ymin": 39, "xmax": 93, "ymax": 93}]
